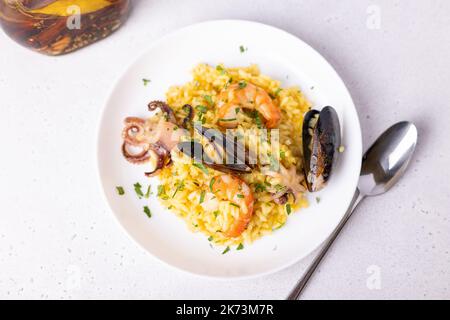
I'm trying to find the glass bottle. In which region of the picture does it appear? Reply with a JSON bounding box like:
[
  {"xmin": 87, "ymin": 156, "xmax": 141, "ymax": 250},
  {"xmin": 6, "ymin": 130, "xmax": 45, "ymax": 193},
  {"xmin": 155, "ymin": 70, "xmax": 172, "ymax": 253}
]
[{"xmin": 0, "ymin": 0, "xmax": 131, "ymax": 55}]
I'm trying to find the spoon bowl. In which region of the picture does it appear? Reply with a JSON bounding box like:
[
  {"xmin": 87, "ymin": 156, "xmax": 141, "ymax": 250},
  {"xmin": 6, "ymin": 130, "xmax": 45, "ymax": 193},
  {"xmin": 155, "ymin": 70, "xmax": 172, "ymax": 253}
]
[{"xmin": 359, "ymin": 122, "xmax": 418, "ymax": 197}]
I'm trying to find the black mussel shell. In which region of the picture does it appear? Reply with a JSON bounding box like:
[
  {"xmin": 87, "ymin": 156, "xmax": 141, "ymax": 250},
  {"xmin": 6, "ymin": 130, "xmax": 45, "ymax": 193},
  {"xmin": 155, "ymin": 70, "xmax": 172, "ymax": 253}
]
[
  {"xmin": 177, "ymin": 140, "xmax": 252, "ymax": 174},
  {"xmin": 302, "ymin": 106, "xmax": 341, "ymax": 192}
]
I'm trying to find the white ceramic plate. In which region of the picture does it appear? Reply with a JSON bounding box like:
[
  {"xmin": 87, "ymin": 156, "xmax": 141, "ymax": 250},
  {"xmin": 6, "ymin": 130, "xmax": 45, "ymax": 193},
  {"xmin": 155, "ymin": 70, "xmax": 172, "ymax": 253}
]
[{"xmin": 97, "ymin": 20, "xmax": 362, "ymax": 279}]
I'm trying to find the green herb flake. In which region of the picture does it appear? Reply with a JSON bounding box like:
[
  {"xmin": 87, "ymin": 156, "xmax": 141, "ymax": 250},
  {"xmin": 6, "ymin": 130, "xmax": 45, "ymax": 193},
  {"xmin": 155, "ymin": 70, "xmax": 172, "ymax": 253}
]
[
  {"xmin": 253, "ymin": 111, "xmax": 263, "ymax": 129},
  {"xmin": 144, "ymin": 185, "xmax": 152, "ymax": 198},
  {"xmin": 200, "ymin": 190, "xmax": 206, "ymax": 204},
  {"xmin": 142, "ymin": 78, "xmax": 151, "ymax": 86},
  {"xmin": 195, "ymin": 105, "xmax": 208, "ymax": 114},
  {"xmin": 254, "ymin": 183, "xmax": 266, "ymax": 193},
  {"xmin": 209, "ymin": 177, "xmax": 216, "ymax": 192},
  {"xmin": 172, "ymin": 181, "xmax": 185, "ymax": 199},
  {"xmin": 216, "ymin": 65, "xmax": 226, "ymax": 75},
  {"xmin": 237, "ymin": 194, "xmax": 244, "ymax": 199},
  {"xmin": 157, "ymin": 185, "xmax": 167, "ymax": 198},
  {"xmin": 238, "ymin": 81, "xmax": 247, "ymax": 89},
  {"xmin": 230, "ymin": 202, "xmax": 240, "ymax": 208},
  {"xmin": 193, "ymin": 162, "xmax": 209, "ymax": 175},
  {"xmin": 222, "ymin": 246, "xmax": 231, "ymax": 254},
  {"xmin": 286, "ymin": 204, "xmax": 292, "ymax": 215},
  {"xmin": 203, "ymin": 95, "xmax": 214, "ymax": 106},
  {"xmin": 274, "ymin": 223, "xmax": 285, "ymax": 231},
  {"xmin": 116, "ymin": 186, "xmax": 125, "ymax": 195},
  {"xmin": 143, "ymin": 206, "xmax": 152, "ymax": 218},
  {"xmin": 239, "ymin": 45, "xmax": 247, "ymax": 53},
  {"xmin": 219, "ymin": 118, "xmax": 237, "ymax": 122},
  {"xmin": 236, "ymin": 243, "xmax": 244, "ymax": 250},
  {"xmin": 274, "ymin": 88, "xmax": 282, "ymax": 96},
  {"xmin": 280, "ymin": 150, "xmax": 286, "ymax": 159},
  {"xmin": 213, "ymin": 210, "xmax": 219, "ymax": 218},
  {"xmin": 208, "ymin": 236, "xmax": 213, "ymax": 241},
  {"xmin": 316, "ymin": 197, "xmax": 321, "ymax": 204},
  {"xmin": 134, "ymin": 182, "xmax": 144, "ymax": 198}
]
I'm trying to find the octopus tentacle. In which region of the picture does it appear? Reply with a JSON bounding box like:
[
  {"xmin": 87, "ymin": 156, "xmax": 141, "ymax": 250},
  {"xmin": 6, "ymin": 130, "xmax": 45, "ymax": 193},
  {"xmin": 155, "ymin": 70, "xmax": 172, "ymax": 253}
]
[
  {"xmin": 122, "ymin": 142, "xmax": 151, "ymax": 164},
  {"xmin": 144, "ymin": 142, "xmax": 171, "ymax": 177},
  {"xmin": 122, "ymin": 117, "xmax": 148, "ymax": 146},
  {"xmin": 148, "ymin": 101, "xmax": 177, "ymax": 124}
]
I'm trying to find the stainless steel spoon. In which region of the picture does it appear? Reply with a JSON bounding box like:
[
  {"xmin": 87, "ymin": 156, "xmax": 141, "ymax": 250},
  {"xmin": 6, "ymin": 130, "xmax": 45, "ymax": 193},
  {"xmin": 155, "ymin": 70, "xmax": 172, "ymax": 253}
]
[{"xmin": 287, "ymin": 121, "xmax": 418, "ymax": 300}]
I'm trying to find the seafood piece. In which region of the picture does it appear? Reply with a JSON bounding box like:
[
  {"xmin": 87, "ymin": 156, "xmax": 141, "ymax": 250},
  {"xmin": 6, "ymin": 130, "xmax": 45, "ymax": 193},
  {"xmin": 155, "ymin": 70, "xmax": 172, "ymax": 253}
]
[
  {"xmin": 148, "ymin": 101, "xmax": 177, "ymax": 124},
  {"xmin": 177, "ymin": 141, "xmax": 252, "ymax": 174},
  {"xmin": 209, "ymin": 174, "xmax": 254, "ymax": 237},
  {"xmin": 217, "ymin": 82, "xmax": 281, "ymax": 129},
  {"xmin": 177, "ymin": 125, "xmax": 254, "ymax": 174},
  {"xmin": 302, "ymin": 106, "xmax": 341, "ymax": 192},
  {"xmin": 265, "ymin": 165, "xmax": 306, "ymax": 204},
  {"xmin": 121, "ymin": 116, "xmax": 186, "ymax": 176}
]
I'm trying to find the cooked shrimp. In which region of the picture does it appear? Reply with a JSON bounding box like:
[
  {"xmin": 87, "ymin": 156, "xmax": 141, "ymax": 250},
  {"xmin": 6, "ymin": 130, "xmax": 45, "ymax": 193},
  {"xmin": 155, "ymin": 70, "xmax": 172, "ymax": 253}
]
[
  {"xmin": 210, "ymin": 174, "xmax": 254, "ymax": 238},
  {"xmin": 217, "ymin": 82, "xmax": 281, "ymax": 129}
]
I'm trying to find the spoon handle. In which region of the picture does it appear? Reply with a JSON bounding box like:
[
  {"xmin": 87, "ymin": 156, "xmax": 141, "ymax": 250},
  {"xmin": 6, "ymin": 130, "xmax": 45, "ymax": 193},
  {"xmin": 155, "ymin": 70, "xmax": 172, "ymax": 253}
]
[{"xmin": 287, "ymin": 189, "xmax": 365, "ymax": 300}]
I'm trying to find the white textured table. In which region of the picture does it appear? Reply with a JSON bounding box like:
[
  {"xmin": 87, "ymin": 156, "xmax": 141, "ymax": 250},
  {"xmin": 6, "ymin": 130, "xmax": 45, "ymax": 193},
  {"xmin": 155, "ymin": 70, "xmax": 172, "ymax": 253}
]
[{"xmin": 1, "ymin": 0, "xmax": 449, "ymax": 300}]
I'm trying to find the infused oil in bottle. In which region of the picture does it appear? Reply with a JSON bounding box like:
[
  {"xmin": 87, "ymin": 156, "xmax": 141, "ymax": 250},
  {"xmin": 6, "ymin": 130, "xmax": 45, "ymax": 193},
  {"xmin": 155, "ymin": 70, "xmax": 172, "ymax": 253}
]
[{"xmin": 0, "ymin": 0, "xmax": 130, "ymax": 55}]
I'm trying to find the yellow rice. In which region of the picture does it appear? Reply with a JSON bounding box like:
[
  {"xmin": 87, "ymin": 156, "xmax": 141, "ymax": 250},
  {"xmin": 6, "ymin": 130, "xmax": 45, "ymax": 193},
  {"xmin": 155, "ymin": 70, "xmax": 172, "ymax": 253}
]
[{"xmin": 156, "ymin": 63, "xmax": 311, "ymax": 247}]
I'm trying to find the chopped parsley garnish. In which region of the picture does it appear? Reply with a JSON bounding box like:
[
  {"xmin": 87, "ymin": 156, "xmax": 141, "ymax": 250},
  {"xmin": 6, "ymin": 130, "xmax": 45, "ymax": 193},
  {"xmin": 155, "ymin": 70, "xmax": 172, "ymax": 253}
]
[
  {"xmin": 253, "ymin": 111, "xmax": 263, "ymax": 129},
  {"xmin": 195, "ymin": 105, "xmax": 208, "ymax": 114},
  {"xmin": 199, "ymin": 190, "xmax": 206, "ymax": 204},
  {"xmin": 254, "ymin": 183, "xmax": 266, "ymax": 193},
  {"xmin": 157, "ymin": 185, "xmax": 164, "ymax": 196},
  {"xmin": 239, "ymin": 45, "xmax": 247, "ymax": 53},
  {"xmin": 237, "ymin": 194, "xmax": 244, "ymax": 199},
  {"xmin": 275, "ymin": 184, "xmax": 285, "ymax": 192},
  {"xmin": 213, "ymin": 210, "xmax": 219, "ymax": 218},
  {"xmin": 286, "ymin": 204, "xmax": 292, "ymax": 215},
  {"xmin": 142, "ymin": 79, "xmax": 151, "ymax": 86},
  {"xmin": 172, "ymin": 181, "xmax": 185, "ymax": 198},
  {"xmin": 238, "ymin": 81, "xmax": 247, "ymax": 89},
  {"xmin": 208, "ymin": 236, "xmax": 213, "ymax": 241},
  {"xmin": 230, "ymin": 202, "xmax": 240, "ymax": 208},
  {"xmin": 157, "ymin": 185, "xmax": 168, "ymax": 199},
  {"xmin": 219, "ymin": 118, "xmax": 237, "ymax": 122},
  {"xmin": 209, "ymin": 177, "xmax": 216, "ymax": 192},
  {"xmin": 134, "ymin": 182, "xmax": 144, "ymax": 198},
  {"xmin": 193, "ymin": 162, "xmax": 209, "ymax": 175},
  {"xmin": 203, "ymin": 95, "xmax": 214, "ymax": 106},
  {"xmin": 144, "ymin": 185, "xmax": 151, "ymax": 199},
  {"xmin": 274, "ymin": 223, "xmax": 285, "ymax": 230},
  {"xmin": 316, "ymin": 197, "xmax": 321, "ymax": 203},
  {"xmin": 143, "ymin": 206, "xmax": 152, "ymax": 218},
  {"xmin": 116, "ymin": 186, "xmax": 125, "ymax": 195},
  {"xmin": 216, "ymin": 65, "xmax": 226, "ymax": 75},
  {"xmin": 280, "ymin": 150, "xmax": 286, "ymax": 159},
  {"xmin": 236, "ymin": 243, "xmax": 244, "ymax": 250},
  {"xmin": 274, "ymin": 88, "xmax": 282, "ymax": 96},
  {"xmin": 222, "ymin": 246, "xmax": 231, "ymax": 254}
]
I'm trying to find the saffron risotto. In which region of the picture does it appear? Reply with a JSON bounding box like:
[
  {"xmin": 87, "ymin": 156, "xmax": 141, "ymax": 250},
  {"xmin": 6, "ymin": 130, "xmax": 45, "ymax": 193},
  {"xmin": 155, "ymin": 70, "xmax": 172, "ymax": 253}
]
[{"xmin": 156, "ymin": 63, "xmax": 311, "ymax": 246}]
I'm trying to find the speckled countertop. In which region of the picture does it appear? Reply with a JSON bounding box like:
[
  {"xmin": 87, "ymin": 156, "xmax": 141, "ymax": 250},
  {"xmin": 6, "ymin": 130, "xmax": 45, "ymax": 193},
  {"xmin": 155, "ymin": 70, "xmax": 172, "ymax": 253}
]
[{"xmin": 0, "ymin": 0, "xmax": 449, "ymax": 299}]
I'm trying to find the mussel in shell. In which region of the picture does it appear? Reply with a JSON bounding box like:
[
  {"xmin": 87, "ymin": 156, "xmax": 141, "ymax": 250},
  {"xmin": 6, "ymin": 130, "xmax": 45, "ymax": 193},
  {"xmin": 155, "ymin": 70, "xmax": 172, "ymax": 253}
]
[
  {"xmin": 302, "ymin": 106, "xmax": 341, "ymax": 192},
  {"xmin": 177, "ymin": 126, "xmax": 254, "ymax": 174}
]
